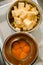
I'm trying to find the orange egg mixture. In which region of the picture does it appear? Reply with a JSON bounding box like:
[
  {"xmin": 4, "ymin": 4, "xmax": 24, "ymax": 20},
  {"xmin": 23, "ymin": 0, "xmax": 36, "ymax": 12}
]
[{"xmin": 11, "ymin": 40, "xmax": 30, "ymax": 60}]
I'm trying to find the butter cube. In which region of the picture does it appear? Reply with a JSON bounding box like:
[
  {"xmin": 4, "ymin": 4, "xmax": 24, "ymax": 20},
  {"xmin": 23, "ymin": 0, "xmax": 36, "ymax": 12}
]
[
  {"xmin": 14, "ymin": 17, "xmax": 22, "ymax": 25},
  {"xmin": 20, "ymin": 9, "xmax": 27, "ymax": 19},
  {"xmin": 23, "ymin": 18, "xmax": 32, "ymax": 27},
  {"xmin": 25, "ymin": 3, "xmax": 32, "ymax": 11},
  {"xmin": 12, "ymin": 9, "xmax": 21, "ymax": 17},
  {"xmin": 31, "ymin": 7, "xmax": 38, "ymax": 15},
  {"xmin": 15, "ymin": 28, "xmax": 20, "ymax": 31},
  {"xmin": 14, "ymin": 6, "xmax": 17, "ymax": 10},
  {"xmin": 18, "ymin": 2, "xmax": 24, "ymax": 9}
]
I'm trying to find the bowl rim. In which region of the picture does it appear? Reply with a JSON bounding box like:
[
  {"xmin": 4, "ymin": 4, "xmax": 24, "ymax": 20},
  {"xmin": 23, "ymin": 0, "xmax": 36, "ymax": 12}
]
[
  {"xmin": 7, "ymin": 0, "xmax": 42, "ymax": 32},
  {"xmin": 2, "ymin": 32, "xmax": 38, "ymax": 65}
]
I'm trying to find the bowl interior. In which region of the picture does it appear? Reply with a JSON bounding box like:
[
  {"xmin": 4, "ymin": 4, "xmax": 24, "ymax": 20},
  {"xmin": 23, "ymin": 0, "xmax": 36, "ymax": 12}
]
[
  {"xmin": 11, "ymin": 38, "xmax": 31, "ymax": 60},
  {"xmin": 3, "ymin": 33, "xmax": 38, "ymax": 65}
]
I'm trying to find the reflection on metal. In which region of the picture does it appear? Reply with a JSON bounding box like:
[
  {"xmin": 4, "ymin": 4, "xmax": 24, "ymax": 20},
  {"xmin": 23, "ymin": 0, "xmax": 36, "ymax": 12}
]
[
  {"xmin": 0, "ymin": 0, "xmax": 11, "ymax": 6},
  {"xmin": 37, "ymin": 0, "xmax": 43, "ymax": 11},
  {"xmin": 0, "ymin": 0, "xmax": 4, "ymax": 2}
]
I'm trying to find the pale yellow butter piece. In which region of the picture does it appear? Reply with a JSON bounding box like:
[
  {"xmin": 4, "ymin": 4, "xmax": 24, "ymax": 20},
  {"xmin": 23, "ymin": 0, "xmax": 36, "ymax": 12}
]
[
  {"xmin": 20, "ymin": 9, "xmax": 27, "ymax": 19},
  {"xmin": 14, "ymin": 17, "xmax": 22, "ymax": 25},
  {"xmin": 27, "ymin": 21, "xmax": 36, "ymax": 30},
  {"xmin": 23, "ymin": 18, "xmax": 32, "ymax": 27},
  {"xmin": 23, "ymin": 26, "xmax": 27, "ymax": 31},
  {"xmin": 27, "ymin": 12, "xmax": 37, "ymax": 22},
  {"xmin": 18, "ymin": 2, "xmax": 24, "ymax": 9},
  {"xmin": 15, "ymin": 27, "xmax": 20, "ymax": 31},
  {"xmin": 14, "ymin": 6, "xmax": 17, "ymax": 10},
  {"xmin": 23, "ymin": 18, "xmax": 36, "ymax": 30},
  {"xmin": 12, "ymin": 10, "xmax": 15, "ymax": 17},
  {"xmin": 12, "ymin": 9, "xmax": 21, "ymax": 17},
  {"xmin": 25, "ymin": 3, "xmax": 32, "ymax": 11},
  {"xmin": 31, "ymin": 7, "xmax": 38, "ymax": 15}
]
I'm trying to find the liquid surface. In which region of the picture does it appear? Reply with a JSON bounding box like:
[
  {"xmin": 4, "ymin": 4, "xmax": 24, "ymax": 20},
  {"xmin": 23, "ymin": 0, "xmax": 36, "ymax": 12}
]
[{"xmin": 12, "ymin": 39, "xmax": 30, "ymax": 60}]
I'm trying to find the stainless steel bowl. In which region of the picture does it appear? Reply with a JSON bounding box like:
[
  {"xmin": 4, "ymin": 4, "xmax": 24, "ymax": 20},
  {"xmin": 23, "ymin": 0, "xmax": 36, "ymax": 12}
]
[
  {"xmin": 7, "ymin": 0, "xmax": 42, "ymax": 32},
  {"xmin": 2, "ymin": 32, "xmax": 38, "ymax": 65}
]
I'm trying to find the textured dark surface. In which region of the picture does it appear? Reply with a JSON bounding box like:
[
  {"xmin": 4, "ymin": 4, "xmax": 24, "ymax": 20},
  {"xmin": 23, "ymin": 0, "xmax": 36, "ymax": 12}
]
[
  {"xmin": 0, "ymin": 0, "xmax": 4, "ymax": 2},
  {"xmin": 0, "ymin": 48, "xmax": 6, "ymax": 65},
  {"xmin": 37, "ymin": 0, "xmax": 43, "ymax": 11}
]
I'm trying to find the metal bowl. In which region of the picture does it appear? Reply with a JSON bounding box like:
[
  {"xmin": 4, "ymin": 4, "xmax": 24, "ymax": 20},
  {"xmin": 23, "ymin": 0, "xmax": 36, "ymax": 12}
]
[
  {"xmin": 7, "ymin": 0, "xmax": 42, "ymax": 32},
  {"xmin": 2, "ymin": 32, "xmax": 38, "ymax": 65}
]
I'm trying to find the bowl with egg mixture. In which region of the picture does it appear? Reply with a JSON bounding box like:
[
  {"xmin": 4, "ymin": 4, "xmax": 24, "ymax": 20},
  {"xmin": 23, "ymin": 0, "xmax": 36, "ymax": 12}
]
[
  {"xmin": 7, "ymin": 0, "xmax": 42, "ymax": 32},
  {"xmin": 2, "ymin": 32, "xmax": 38, "ymax": 65}
]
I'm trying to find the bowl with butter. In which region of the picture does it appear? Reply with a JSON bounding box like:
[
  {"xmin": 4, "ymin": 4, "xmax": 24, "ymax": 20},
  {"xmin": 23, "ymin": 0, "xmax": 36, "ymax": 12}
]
[{"xmin": 7, "ymin": 0, "xmax": 42, "ymax": 32}]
